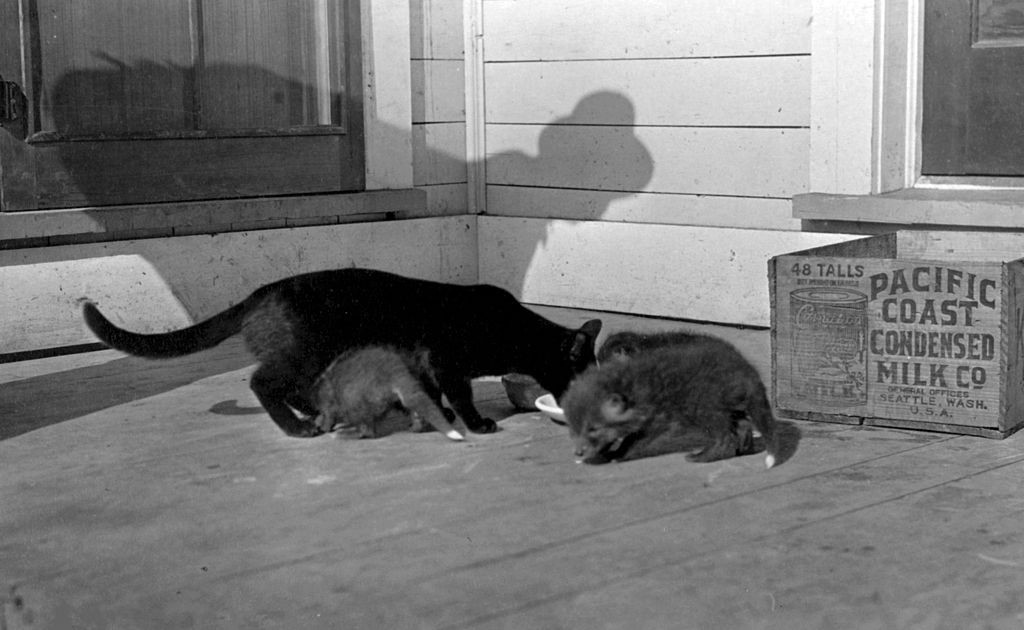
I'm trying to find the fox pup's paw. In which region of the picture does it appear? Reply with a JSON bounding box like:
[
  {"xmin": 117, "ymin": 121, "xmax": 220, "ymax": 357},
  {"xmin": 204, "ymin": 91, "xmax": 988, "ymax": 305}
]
[
  {"xmin": 311, "ymin": 413, "xmax": 335, "ymax": 433},
  {"xmin": 409, "ymin": 415, "xmax": 431, "ymax": 433}
]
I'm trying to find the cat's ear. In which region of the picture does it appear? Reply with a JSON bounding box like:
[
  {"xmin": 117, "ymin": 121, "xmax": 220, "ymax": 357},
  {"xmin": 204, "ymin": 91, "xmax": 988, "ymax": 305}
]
[
  {"xmin": 600, "ymin": 393, "xmax": 636, "ymax": 423},
  {"xmin": 568, "ymin": 319, "xmax": 603, "ymax": 362}
]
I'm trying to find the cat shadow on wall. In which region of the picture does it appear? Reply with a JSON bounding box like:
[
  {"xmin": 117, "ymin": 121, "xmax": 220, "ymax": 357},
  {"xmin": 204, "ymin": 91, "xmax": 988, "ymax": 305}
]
[
  {"xmin": 480, "ymin": 91, "xmax": 655, "ymax": 298},
  {"xmin": 44, "ymin": 63, "xmax": 652, "ymax": 303},
  {"xmin": 20, "ymin": 60, "xmax": 657, "ymax": 318}
]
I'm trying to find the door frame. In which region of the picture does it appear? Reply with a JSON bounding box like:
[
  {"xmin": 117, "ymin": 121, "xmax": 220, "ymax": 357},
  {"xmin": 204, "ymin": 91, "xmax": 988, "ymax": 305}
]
[
  {"xmin": 802, "ymin": 0, "xmax": 1024, "ymax": 229},
  {"xmin": 810, "ymin": 0, "xmax": 923, "ymax": 197},
  {"xmin": 361, "ymin": 0, "xmax": 414, "ymax": 191}
]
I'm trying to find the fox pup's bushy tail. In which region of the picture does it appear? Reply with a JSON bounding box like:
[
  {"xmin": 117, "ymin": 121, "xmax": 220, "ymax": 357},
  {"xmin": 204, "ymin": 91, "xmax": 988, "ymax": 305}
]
[{"xmin": 748, "ymin": 383, "xmax": 779, "ymax": 469}]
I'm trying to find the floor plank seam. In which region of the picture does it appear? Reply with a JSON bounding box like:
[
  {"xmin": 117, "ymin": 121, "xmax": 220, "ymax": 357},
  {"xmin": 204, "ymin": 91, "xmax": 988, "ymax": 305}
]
[
  {"xmin": 151, "ymin": 431, "xmax": 982, "ymax": 601},
  {"xmin": 434, "ymin": 453, "xmax": 1024, "ymax": 629}
]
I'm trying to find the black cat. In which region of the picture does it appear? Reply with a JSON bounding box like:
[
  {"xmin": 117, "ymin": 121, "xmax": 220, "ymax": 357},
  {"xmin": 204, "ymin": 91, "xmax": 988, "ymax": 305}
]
[
  {"xmin": 563, "ymin": 335, "xmax": 778, "ymax": 468},
  {"xmin": 311, "ymin": 346, "xmax": 463, "ymax": 441},
  {"xmin": 82, "ymin": 268, "xmax": 602, "ymax": 437}
]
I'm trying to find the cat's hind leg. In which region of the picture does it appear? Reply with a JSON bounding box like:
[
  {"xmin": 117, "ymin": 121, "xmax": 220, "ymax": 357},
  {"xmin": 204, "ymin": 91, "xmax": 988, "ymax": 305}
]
[
  {"xmin": 250, "ymin": 364, "xmax": 323, "ymax": 437},
  {"xmin": 415, "ymin": 374, "xmax": 458, "ymax": 424}
]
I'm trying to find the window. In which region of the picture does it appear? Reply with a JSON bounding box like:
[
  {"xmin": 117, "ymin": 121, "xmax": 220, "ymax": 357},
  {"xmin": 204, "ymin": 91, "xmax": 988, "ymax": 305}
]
[{"xmin": 0, "ymin": 0, "xmax": 363, "ymax": 211}]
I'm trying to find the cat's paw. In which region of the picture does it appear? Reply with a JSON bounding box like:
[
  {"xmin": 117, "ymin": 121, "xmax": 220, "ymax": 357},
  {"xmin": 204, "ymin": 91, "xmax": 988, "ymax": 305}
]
[
  {"xmin": 287, "ymin": 420, "xmax": 326, "ymax": 438},
  {"xmin": 467, "ymin": 417, "xmax": 498, "ymax": 433}
]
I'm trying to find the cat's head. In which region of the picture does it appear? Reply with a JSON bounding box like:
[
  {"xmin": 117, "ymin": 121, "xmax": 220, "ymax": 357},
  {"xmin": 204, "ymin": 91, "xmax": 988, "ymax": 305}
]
[
  {"xmin": 537, "ymin": 319, "xmax": 603, "ymax": 400},
  {"xmin": 563, "ymin": 382, "xmax": 645, "ymax": 464}
]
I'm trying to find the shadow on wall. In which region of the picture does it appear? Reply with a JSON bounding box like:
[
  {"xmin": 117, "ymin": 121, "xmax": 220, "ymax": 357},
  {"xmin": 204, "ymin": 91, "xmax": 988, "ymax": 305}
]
[
  {"xmin": 1, "ymin": 63, "xmax": 654, "ymax": 437},
  {"xmin": 481, "ymin": 91, "xmax": 654, "ymax": 296},
  {"xmin": 49, "ymin": 54, "xmax": 334, "ymax": 135},
  {"xmin": 487, "ymin": 91, "xmax": 652, "ymax": 193},
  {"xmin": 35, "ymin": 60, "xmax": 653, "ymax": 304},
  {"xmin": 37, "ymin": 56, "xmax": 363, "ymax": 208}
]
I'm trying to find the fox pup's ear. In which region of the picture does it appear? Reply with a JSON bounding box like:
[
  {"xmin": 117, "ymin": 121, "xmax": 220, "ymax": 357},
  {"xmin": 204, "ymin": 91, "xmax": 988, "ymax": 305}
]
[{"xmin": 600, "ymin": 393, "xmax": 636, "ymax": 423}]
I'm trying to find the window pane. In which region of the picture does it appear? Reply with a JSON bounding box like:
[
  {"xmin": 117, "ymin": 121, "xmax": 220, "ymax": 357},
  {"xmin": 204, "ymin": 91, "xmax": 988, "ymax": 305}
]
[
  {"xmin": 199, "ymin": 0, "xmax": 341, "ymax": 129},
  {"xmin": 41, "ymin": 0, "xmax": 195, "ymax": 135},
  {"xmin": 34, "ymin": 0, "xmax": 343, "ymax": 138}
]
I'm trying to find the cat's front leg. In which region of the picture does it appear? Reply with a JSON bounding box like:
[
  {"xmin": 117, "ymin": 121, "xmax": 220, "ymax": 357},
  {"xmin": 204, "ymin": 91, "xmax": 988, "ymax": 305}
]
[
  {"xmin": 416, "ymin": 375, "xmax": 458, "ymax": 425},
  {"xmin": 438, "ymin": 375, "xmax": 497, "ymax": 433},
  {"xmin": 250, "ymin": 365, "xmax": 324, "ymax": 437}
]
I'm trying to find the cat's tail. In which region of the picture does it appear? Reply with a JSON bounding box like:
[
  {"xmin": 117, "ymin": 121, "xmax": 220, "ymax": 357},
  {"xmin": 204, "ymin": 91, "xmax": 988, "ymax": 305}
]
[
  {"xmin": 82, "ymin": 299, "xmax": 249, "ymax": 358},
  {"xmin": 748, "ymin": 385, "xmax": 779, "ymax": 469}
]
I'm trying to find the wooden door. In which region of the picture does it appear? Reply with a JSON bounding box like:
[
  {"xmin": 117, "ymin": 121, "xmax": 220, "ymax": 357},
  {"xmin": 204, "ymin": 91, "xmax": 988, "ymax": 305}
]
[
  {"xmin": 0, "ymin": 0, "xmax": 363, "ymax": 211},
  {"xmin": 922, "ymin": 0, "xmax": 1024, "ymax": 176}
]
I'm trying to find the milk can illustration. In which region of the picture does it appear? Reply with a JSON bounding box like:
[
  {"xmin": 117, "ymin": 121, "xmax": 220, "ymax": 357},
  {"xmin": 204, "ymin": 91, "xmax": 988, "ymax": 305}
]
[{"xmin": 789, "ymin": 288, "xmax": 868, "ymax": 406}]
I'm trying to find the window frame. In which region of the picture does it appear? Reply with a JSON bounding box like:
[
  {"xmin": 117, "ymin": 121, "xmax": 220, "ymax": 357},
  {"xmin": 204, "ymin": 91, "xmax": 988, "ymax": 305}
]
[
  {"xmin": 0, "ymin": 0, "xmax": 416, "ymax": 214},
  {"xmin": 809, "ymin": 0, "xmax": 920, "ymax": 197},
  {"xmin": 799, "ymin": 0, "xmax": 1024, "ymax": 229}
]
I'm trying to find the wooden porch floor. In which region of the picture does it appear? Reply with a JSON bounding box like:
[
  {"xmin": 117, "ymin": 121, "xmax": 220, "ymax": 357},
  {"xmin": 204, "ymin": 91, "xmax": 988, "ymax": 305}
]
[{"xmin": 3, "ymin": 307, "xmax": 1024, "ymax": 629}]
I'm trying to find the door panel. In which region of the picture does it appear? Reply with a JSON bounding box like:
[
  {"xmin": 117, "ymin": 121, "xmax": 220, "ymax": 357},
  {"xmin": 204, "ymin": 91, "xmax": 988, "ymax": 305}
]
[
  {"xmin": 923, "ymin": 0, "xmax": 1024, "ymax": 176},
  {"xmin": 31, "ymin": 136, "xmax": 349, "ymax": 208}
]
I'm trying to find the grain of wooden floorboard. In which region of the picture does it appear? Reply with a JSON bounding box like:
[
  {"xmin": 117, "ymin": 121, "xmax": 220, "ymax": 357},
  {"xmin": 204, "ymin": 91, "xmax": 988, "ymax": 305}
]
[{"xmin": 2, "ymin": 307, "xmax": 1023, "ymax": 629}]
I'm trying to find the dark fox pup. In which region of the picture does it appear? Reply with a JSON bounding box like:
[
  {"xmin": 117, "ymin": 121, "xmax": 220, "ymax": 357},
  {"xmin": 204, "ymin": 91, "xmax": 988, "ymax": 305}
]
[
  {"xmin": 564, "ymin": 334, "xmax": 778, "ymax": 468},
  {"xmin": 597, "ymin": 329, "xmax": 702, "ymax": 364},
  {"xmin": 83, "ymin": 268, "xmax": 602, "ymax": 438},
  {"xmin": 312, "ymin": 346, "xmax": 463, "ymax": 441}
]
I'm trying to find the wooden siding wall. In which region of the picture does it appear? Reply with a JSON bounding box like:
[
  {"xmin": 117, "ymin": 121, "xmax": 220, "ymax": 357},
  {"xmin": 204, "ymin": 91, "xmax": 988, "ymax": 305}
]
[
  {"xmin": 473, "ymin": 0, "xmax": 864, "ymax": 327},
  {"xmin": 481, "ymin": 0, "xmax": 811, "ymax": 230},
  {"xmin": 410, "ymin": 0, "xmax": 468, "ymax": 214}
]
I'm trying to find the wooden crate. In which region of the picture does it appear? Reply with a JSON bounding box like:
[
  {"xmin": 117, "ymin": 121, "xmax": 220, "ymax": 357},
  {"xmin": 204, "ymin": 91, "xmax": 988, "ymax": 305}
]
[{"xmin": 769, "ymin": 231, "xmax": 1024, "ymax": 438}]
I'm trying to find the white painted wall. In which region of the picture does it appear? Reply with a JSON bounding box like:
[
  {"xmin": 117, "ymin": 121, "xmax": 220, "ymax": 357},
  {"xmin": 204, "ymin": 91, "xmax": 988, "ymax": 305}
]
[
  {"xmin": 2, "ymin": 0, "xmax": 868, "ymax": 356},
  {"xmin": 809, "ymin": 0, "xmax": 876, "ymax": 195},
  {"xmin": 474, "ymin": 0, "xmax": 858, "ymax": 325},
  {"xmin": 362, "ymin": 0, "xmax": 415, "ymax": 190},
  {"xmin": 478, "ymin": 217, "xmax": 853, "ymax": 328},
  {"xmin": 479, "ymin": 0, "xmax": 812, "ymax": 232},
  {"xmin": 410, "ymin": 0, "xmax": 468, "ymax": 214}
]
